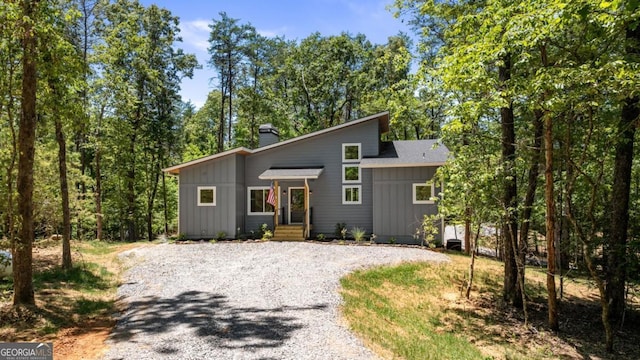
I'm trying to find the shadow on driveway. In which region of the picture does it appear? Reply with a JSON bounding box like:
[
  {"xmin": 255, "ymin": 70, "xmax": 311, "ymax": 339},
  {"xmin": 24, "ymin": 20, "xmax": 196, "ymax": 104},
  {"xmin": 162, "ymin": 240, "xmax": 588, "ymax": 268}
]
[{"xmin": 109, "ymin": 290, "xmax": 326, "ymax": 353}]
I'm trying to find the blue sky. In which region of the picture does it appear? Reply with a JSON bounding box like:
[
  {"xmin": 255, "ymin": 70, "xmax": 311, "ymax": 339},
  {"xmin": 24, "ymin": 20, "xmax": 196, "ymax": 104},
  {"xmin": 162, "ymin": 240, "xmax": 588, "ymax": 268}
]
[{"xmin": 140, "ymin": 0, "xmax": 411, "ymax": 108}]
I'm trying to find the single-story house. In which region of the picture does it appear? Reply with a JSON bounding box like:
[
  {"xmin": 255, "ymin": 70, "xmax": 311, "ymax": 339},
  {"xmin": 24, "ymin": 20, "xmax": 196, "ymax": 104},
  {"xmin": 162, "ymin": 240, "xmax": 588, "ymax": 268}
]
[{"xmin": 163, "ymin": 111, "xmax": 449, "ymax": 243}]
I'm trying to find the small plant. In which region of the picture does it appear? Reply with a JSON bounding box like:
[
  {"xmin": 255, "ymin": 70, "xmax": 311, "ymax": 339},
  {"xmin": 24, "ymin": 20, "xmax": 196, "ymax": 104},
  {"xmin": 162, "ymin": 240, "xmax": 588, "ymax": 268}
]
[
  {"xmin": 216, "ymin": 231, "xmax": 227, "ymax": 241},
  {"xmin": 389, "ymin": 237, "xmax": 397, "ymax": 244},
  {"xmin": 370, "ymin": 233, "xmax": 377, "ymax": 244},
  {"xmin": 317, "ymin": 233, "xmax": 326, "ymax": 241},
  {"xmin": 177, "ymin": 233, "xmax": 187, "ymax": 241},
  {"xmin": 335, "ymin": 222, "xmax": 347, "ymax": 239},
  {"xmin": 351, "ymin": 227, "xmax": 366, "ymax": 242},
  {"xmin": 262, "ymin": 229, "xmax": 273, "ymax": 240},
  {"xmin": 420, "ymin": 214, "xmax": 440, "ymax": 248},
  {"xmin": 209, "ymin": 239, "xmax": 217, "ymax": 244}
]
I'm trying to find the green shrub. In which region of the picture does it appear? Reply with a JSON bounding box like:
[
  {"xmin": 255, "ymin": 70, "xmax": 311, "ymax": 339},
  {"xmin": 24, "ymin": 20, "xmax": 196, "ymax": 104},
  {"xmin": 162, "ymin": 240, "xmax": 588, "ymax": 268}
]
[
  {"xmin": 317, "ymin": 233, "xmax": 326, "ymax": 241},
  {"xmin": 351, "ymin": 227, "xmax": 366, "ymax": 242},
  {"xmin": 335, "ymin": 222, "xmax": 347, "ymax": 239}
]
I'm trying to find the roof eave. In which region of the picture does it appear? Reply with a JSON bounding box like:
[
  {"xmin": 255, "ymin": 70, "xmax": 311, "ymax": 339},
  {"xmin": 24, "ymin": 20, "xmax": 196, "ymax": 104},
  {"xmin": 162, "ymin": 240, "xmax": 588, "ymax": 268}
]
[
  {"xmin": 162, "ymin": 147, "xmax": 253, "ymax": 175},
  {"xmin": 360, "ymin": 161, "xmax": 447, "ymax": 169},
  {"xmin": 253, "ymin": 111, "xmax": 390, "ymax": 154}
]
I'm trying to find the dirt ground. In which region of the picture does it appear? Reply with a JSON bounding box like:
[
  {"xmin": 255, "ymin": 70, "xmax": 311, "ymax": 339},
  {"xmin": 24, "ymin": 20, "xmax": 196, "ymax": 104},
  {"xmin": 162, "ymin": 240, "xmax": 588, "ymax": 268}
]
[{"xmin": 0, "ymin": 241, "xmax": 147, "ymax": 360}]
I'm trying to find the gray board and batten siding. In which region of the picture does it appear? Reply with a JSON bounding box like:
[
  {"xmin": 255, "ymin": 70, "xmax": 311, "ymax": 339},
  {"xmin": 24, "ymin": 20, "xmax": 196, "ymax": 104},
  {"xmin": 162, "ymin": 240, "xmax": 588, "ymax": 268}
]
[
  {"xmin": 166, "ymin": 111, "xmax": 449, "ymax": 243},
  {"xmin": 245, "ymin": 118, "xmax": 380, "ymax": 236},
  {"xmin": 371, "ymin": 166, "xmax": 441, "ymax": 243},
  {"xmin": 178, "ymin": 153, "xmax": 244, "ymax": 238}
]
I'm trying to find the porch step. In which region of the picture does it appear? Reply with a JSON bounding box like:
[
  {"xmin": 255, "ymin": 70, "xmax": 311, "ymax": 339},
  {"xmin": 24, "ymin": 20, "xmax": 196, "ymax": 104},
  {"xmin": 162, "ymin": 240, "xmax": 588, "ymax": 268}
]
[{"xmin": 273, "ymin": 225, "xmax": 304, "ymax": 241}]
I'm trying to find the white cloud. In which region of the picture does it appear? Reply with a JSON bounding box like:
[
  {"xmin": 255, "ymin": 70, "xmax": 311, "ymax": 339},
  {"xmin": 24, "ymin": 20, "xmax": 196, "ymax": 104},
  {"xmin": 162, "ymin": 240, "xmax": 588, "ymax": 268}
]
[
  {"xmin": 257, "ymin": 26, "xmax": 290, "ymax": 38},
  {"xmin": 180, "ymin": 19, "xmax": 210, "ymax": 52}
]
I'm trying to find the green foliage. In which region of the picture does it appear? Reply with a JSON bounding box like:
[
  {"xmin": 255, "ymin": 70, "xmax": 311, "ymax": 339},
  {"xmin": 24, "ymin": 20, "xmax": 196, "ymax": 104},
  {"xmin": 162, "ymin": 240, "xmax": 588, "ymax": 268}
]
[
  {"xmin": 418, "ymin": 214, "xmax": 441, "ymax": 248},
  {"xmin": 215, "ymin": 231, "xmax": 227, "ymax": 241},
  {"xmin": 262, "ymin": 229, "xmax": 273, "ymax": 241},
  {"xmin": 351, "ymin": 227, "xmax": 366, "ymax": 242},
  {"xmin": 335, "ymin": 222, "xmax": 347, "ymax": 239},
  {"xmin": 316, "ymin": 233, "xmax": 326, "ymax": 241}
]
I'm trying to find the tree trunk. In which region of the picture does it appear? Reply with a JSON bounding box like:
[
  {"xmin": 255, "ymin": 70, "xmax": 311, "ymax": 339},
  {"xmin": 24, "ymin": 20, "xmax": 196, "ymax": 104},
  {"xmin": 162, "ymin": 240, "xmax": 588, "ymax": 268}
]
[
  {"xmin": 218, "ymin": 70, "xmax": 226, "ymax": 153},
  {"xmin": 464, "ymin": 209, "xmax": 471, "ymax": 255},
  {"xmin": 95, "ymin": 105, "xmax": 104, "ymax": 241},
  {"xmin": 126, "ymin": 132, "xmax": 137, "ymax": 241},
  {"xmin": 4, "ymin": 59, "xmax": 18, "ymax": 244},
  {"xmin": 544, "ymin": 111, "xmax": 559, "ymax": 331},
  {"xmin": 14, "ymin": 0, "xmax": 39, "ymax": 306},
  {"xmin": 499, "ymin": 54, "xmax": 521, "ymax": 307},
  {"xmin": 147, "ymin": 160, "xmax": 160, "ymax": 241},
  {"xmin": 465, "ymin": 224, "xmax": 481, "ymax": 299},
  {"xmin": 606, "ymin": 18, "xmax": 640, "ymax": 326},
  {"xmin": 55, "ymin": 118, "xmax": 72, "ymax": 269},
  {"xmin": 162, "ymin": 171, "xmax": 169, "ymax": 235},
  {"xmin": 520, "ymin": 111, "xmax": 543, "ymax": 258}
]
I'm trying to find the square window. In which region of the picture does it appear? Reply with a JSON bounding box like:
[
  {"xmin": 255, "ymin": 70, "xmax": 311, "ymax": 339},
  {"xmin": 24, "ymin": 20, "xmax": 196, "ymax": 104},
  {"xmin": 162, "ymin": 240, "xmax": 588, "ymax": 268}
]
[
  {"xmin": 413, "ymin": 183, "xmax": 435, "ymax": 204},
  {"xmin": 342, "ymin": 143, "xmax": 361, "ymax": 162},
  {"xmin": 198, "ymin": 186, "xmax": 216, "ymax": 206},
  {"xmin": 343, "ymin": 185, "xmax": 361, "ymax": 204},
  {"xmin": 248, "ymin": 187, "xmax": 276, "ymax": 215},
  {"xmin": 342, "ymin": 165, "xmax": 361, "ymax": 183}
]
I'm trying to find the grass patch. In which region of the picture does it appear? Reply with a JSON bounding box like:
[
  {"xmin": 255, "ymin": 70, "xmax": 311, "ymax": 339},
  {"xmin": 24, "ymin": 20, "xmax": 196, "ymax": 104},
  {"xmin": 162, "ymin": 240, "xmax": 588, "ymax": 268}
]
[
  {"xmin": 340, "ymin": 252, "xmax": 640, "ymax": 360},
  {"xmin": 341, "ymin": 261, "xmax": 484, "ymax": 360},
  {"xmin": 34, "ymin": 262, "xmax": 112, "ymax": 292}
]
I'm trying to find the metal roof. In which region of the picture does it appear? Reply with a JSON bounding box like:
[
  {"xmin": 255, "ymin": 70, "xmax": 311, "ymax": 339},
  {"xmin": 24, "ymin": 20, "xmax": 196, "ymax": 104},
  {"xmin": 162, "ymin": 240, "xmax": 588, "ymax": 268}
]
[
  {"xmin": 258, "ymin": 167, "xmax": 324, "ymax": 180},
  {"xmin": 360, "ymin": 140, "xmax": 449, "ymax": 168}
]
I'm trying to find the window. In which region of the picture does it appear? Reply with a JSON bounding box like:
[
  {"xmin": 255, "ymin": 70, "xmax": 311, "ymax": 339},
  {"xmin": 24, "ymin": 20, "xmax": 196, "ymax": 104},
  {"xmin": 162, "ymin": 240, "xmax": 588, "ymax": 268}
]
[
  {"xmin": 197, "ymin": 186, "xmax": 216, "ymax": 206},
  {"xmin": 248, "ymin": 186, "xmax": 275, "ymax": 215},
  {"xmin": 342, "ymin": 143, "xmax": 361, "ymax": 162},
  {"xmin": 413, "ymin": 182, "xmax": 435, "ymax": 204},
  {"xmin": 342, "ymin": 165, "xmax": 361, "ymax": 183},
  {"xmin": 342, "ymin": 185, "xmax": 361, "ymax": 204}
]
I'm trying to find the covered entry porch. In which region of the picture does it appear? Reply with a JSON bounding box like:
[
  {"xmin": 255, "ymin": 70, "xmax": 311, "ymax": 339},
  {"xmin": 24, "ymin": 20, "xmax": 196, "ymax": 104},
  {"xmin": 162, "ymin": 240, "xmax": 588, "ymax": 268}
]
[{"xmin": 258, "ymin": 168, "xmax": 323, "ymax": 240}]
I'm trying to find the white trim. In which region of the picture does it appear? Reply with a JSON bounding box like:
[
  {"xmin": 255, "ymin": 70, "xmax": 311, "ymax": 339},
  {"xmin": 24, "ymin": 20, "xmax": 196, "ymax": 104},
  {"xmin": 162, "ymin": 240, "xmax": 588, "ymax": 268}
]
[
  {"xmin": 288, "ymin": 187, "xmax": 305, "ymax": 224},
  {"xmin": 258, "ymin": 168, "xmax": 323, "ymax": 180},
  {"xmin": 360, "ymin": 161, "xmax": 447, "ymax": 169},
  {"xmin": 164, "ymin": 147, "xmax": 252, "ymax": 174},
  {"xmin": 413, "ymin": 182, "xmax": 435, "ymax": 204},
  {"xmin": 247, "ymin": 186, "xmax": 276, "ymax": 215},
  {"xmin": 342, "ymin": 143, "xmax": 361, "ymax": 162},
  {"xmin": 342, "ymin": 164, "xmax": 361, "ymax": 183},
  {"xmin": 197, "ymin": 186, "xmax": 216, "ymax": 206},
  {"xmin": 342, "ymin": 185, "xmax": 362, "ymax": 205}
]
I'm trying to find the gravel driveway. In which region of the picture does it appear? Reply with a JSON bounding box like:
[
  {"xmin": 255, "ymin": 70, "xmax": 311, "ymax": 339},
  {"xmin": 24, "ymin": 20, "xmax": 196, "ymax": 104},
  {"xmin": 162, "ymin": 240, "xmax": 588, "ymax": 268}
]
[{"xmin": 103, "ymin": 242, "xmax": 449, "ymax": 360}]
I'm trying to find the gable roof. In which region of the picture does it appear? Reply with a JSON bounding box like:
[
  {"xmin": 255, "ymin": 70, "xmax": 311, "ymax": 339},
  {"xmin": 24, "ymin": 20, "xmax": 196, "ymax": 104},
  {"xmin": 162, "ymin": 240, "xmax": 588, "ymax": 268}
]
[
  {"xmin": 163, "ymin": 111, "xmax": 390, "ymax": 175},
  {"xmin": 360, "ymin": 140, "xmax": 449, "ymax": 168}
]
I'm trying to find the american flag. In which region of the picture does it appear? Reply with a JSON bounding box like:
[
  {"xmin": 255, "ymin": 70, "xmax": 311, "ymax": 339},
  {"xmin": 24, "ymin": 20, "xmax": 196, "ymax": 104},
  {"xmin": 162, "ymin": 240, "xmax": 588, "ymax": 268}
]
[{"xmin": 266, "ymin": 182, "xmax": 276, "ymax": 206}]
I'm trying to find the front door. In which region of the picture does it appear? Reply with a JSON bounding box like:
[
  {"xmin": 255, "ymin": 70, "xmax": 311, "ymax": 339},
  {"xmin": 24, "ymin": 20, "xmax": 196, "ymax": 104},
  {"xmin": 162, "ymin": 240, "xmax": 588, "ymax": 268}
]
[{"xmin": 288, "ymin": 187, "xmax": 305, "ymax": 224}]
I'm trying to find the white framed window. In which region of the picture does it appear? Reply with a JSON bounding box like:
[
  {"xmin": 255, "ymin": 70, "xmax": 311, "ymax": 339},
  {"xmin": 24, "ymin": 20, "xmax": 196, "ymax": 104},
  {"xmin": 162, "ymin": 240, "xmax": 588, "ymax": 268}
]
[
  {"xmin": 342, "ymin": 164, "xmax": 361, "ymax": 183},
  {"xmin": 413, "ymin": 182, "xmax": 435, "ymax": 204},
  {"xmin": 197, "ymin": 186, "xmax": 216, "ymax": 206},
  {"xmin": 342, "ymin": 185, "xmax": 362, "ymax": 205},
  {"xmin": 342, "ymin": 143, "xmax": 361, "ymax": 162},
  {"xmin": 248, "ymin": 186, "xmax": 276, "ymax": 215}
]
